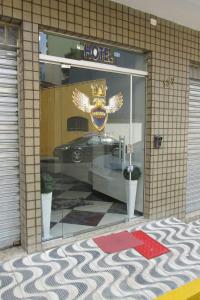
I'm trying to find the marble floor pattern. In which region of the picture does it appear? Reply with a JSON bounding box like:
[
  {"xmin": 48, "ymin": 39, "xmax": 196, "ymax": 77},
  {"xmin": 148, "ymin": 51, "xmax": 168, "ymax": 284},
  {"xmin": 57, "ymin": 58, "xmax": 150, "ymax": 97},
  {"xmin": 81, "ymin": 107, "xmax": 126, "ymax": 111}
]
[
  {"xmin": 2, "ymin": 217, "xmax": 200, "ymax": 299},
  {"xmin": 49, "ymin": 173, "xmax": 132, "ymax": 238},
  {"xmin": 50, "ymin": 203, "xmax": 129, "ymax": 238}
]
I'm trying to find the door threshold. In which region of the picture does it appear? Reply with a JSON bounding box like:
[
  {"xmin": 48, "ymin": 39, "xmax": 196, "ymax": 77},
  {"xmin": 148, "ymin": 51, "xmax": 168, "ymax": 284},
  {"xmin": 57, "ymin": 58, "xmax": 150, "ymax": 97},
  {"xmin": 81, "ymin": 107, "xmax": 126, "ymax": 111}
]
[{"xmin": 42, "ymin": 216, "xmax": 147, "ymax": 251}]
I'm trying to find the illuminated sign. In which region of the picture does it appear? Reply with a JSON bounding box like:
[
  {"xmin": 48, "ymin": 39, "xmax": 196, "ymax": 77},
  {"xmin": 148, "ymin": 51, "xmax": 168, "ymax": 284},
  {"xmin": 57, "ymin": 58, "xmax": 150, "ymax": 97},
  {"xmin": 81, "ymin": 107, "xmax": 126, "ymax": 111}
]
[{"xmin": 84, "ymin": 43, "xmax": 114, "ymax": 64}]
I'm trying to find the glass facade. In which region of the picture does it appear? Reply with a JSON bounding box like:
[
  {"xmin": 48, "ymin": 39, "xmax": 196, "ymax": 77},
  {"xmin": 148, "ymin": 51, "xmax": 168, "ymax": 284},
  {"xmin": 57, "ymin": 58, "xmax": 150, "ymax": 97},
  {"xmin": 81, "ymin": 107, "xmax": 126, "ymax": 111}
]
[{"xmin": 39, "ymin": 34, "xmax": 146, "ymax": 241}]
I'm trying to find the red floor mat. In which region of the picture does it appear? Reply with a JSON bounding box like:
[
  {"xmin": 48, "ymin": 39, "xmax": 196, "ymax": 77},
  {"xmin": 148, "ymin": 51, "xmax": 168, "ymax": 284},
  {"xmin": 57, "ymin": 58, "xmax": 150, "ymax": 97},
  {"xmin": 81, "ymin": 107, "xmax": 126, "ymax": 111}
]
[
  {"xmin": 131, "ymin": 230, "xmax": 170, "ymax": 259},
  {"xmin": 94, "ymin": 231, "xmax": 143, "ymax": 253}
]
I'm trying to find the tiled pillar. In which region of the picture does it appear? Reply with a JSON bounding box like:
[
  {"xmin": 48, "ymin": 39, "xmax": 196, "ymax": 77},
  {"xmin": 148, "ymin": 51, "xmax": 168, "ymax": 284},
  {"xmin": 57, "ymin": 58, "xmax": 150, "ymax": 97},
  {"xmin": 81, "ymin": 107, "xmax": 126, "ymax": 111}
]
[
  {"xmin": 19, "ymin": 21, "xmax": 41, "ymax": 253},
  {"xmin": 144, "ymin": 51, "xmax": 188, "ymax": 220}
]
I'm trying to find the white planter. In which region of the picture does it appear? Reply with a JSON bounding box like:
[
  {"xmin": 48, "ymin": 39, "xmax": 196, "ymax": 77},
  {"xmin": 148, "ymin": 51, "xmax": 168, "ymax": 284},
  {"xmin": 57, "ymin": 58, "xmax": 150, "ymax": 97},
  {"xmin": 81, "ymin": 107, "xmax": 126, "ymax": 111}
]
[
  {"xmin": 41, "ymin": 192, "xmax": 52, "ymax": 240},
  {"xmin": 125, "ymin": 180, "xmax": 138, "ymax": 220}
]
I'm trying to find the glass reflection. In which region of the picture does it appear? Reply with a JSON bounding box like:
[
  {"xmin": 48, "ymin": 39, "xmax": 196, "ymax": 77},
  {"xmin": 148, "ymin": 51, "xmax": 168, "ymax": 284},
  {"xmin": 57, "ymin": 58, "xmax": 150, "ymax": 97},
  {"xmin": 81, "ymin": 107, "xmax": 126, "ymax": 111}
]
[
  {"xmin": 39, "ymin": 32, "xmax": 147, "ymax": 71},
  {"xmin": 40, "ymin": 63, "xmax": 144, "ymax": 241},
  {"xmin": 7, "ymin": 26, "xmax": 18, "ymax": 46}
]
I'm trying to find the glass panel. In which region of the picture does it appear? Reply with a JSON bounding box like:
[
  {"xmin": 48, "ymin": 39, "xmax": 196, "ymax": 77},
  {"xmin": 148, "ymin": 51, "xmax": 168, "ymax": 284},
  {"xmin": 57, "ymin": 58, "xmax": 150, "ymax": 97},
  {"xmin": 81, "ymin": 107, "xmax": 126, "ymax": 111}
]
[
  {"xmin": 39, "ymin": 32, "xmax": 48, "ymax": 54},
  {"xmin": 39, "ymin": 32, "xmax": 147, "ymax": 71},
  {"xmin": 40, "ymin": 62, "xmax": 145, "ymax": 241},
  {"xmin": 0, "ymin": 25, "xmax": 5, "ymax": 44},
  {"xmin": 132, "ymin": 77, "xmax": 146, "ymax": 213},
  {"xmin": 40, "ymin": 63, "xmax": 64, "ymax": 241},
  {"xmin": 7, "ymin": 26, "xmax": 18, "ymax": 46}
]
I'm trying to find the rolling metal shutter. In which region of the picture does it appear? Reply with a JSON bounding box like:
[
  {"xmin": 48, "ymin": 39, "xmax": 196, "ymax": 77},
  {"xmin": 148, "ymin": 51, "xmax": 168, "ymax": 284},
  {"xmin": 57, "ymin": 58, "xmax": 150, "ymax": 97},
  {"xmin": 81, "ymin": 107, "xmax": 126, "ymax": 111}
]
[
  {"xmin": 187, "ymin": 77, "xmax": 200, "ymax": 212},
  {"xmin": 0, "ymin": 48, "xmax": 20, "ymax": 248}
]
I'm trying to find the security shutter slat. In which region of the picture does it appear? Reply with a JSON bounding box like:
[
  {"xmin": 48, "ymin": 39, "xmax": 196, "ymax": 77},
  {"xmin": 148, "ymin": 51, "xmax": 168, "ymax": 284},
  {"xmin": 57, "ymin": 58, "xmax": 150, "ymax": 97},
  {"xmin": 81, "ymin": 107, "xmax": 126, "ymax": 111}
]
[
  {"xmin": 0, "ymin": 78, "xmax": 17, "ymax": 85},
  {"xmin": 0, "ymin": 115, "xmax": 18, "ymax": 121},
  {"xmin": 0, "ymin": 87, "xmax": 17, "ymax": 94},
  {"xmin": 0, "ymin": 68, "xmax": 17, "ymax": 76},
  {"xmin": 0, "ymin": 104, "xmax": 18, "ymax": 111},
  {"xmin": 0, "ymin": 169, "xmax": 19, "ymax": 176},
  {"xmin": 0, "ymin": 179, "xmax": 19, "ymax": 186},
  {"xmin": 0, "ymin": 58, "xmax": 17, "ymax": 67},
  {"xmin": 1, "ymin": 204, "xmax": 19, "ymax": 213},
  {"xmin": 0, "ymin": 144, "xmax": 18, "ymax": 149},
  {"xmin": 0, "ymin": 97, "xmax": 18, "ymax": 103},
  {"xmin": 0, "ymin": 47, "xmax": 20, "ymax": 248},
  {"xmin": 187, "ymin": 78, "xmax": 200, "ymax": 212}
]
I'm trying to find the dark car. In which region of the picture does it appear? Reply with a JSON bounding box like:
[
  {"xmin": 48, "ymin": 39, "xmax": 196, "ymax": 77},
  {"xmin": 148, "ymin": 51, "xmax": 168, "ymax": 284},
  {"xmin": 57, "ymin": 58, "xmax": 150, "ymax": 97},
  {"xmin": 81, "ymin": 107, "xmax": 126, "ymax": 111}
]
[{"xmin": 53, "ymin": 133, "xmax": 121, "ymax": 163}]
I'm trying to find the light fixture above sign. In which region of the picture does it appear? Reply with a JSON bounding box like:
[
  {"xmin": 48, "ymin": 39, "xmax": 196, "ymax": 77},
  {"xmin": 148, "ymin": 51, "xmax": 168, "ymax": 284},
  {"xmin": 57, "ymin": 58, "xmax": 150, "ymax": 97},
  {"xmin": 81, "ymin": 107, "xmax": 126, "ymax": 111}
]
[{"xmin": 84, "ymin": 43, "xmax": 114, "ymax": 64}]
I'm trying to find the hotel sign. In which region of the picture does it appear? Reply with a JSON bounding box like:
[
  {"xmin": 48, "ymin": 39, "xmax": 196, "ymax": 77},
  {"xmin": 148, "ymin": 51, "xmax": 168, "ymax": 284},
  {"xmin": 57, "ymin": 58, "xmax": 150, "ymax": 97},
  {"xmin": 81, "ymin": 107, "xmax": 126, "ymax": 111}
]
[
  {"xmin": 84, "ymin": 43, "xmax": 114, "ymax": 64},
  {"xmin": 72, "ymin": 83, "xmax": 123, "ymax": 132}
]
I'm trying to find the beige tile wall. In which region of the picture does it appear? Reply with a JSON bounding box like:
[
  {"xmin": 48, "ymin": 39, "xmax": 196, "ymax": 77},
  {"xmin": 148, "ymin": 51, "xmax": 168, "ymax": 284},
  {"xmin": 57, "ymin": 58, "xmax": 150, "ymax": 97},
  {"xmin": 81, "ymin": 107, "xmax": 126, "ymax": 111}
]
[
  {"xmin": 0, "ymin": 0, "xmax": 196, "ymax": 252},
  {"xmin": 19, "ymin": 21, "xmax": 41, "ymax": 252}
]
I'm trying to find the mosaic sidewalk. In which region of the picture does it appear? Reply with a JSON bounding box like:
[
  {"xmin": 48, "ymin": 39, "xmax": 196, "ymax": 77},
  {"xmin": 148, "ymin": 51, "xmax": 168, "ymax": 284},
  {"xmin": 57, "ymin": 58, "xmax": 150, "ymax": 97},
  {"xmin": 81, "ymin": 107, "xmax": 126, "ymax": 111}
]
[{"xmin": 1, "ymin": 217, "xmax": 200, "ymax": 300}]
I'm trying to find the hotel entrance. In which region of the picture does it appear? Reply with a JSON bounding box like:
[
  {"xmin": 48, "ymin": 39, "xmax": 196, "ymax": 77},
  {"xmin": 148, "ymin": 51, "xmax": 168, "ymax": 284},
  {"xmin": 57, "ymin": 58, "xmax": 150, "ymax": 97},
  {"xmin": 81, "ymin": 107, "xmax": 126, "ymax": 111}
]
[{"xmin": 39, "ymin": 33, "xmax": 147, "ymax": 241}]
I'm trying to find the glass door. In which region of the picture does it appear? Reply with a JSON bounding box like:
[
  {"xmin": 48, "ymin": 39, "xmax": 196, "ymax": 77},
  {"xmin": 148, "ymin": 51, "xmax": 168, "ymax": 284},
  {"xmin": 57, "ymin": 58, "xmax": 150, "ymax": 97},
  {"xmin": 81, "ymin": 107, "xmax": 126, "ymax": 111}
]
[{"xmin": 40, "ymin": 62, "xmax": 145, "ymax": 241}]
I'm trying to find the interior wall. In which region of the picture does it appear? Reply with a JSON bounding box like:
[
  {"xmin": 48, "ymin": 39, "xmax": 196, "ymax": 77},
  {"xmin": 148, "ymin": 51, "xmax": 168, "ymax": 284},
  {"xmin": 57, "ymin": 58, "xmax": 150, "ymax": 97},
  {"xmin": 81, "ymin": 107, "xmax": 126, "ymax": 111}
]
[{"xmin": 40, "ymin": 79, "xmax": 105, "ymax": 157}]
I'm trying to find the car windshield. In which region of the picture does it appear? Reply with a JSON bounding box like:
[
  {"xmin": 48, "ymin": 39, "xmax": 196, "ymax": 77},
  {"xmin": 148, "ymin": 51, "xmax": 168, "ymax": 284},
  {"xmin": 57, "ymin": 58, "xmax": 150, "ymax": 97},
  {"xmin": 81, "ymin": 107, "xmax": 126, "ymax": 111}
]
[
  {"xmin": 101, "ymin": 137, "xmax": 115, "ymax": 144},
  {"xmin": 87, "ymin": 136, "xmax": 101, "ymax": 145}
]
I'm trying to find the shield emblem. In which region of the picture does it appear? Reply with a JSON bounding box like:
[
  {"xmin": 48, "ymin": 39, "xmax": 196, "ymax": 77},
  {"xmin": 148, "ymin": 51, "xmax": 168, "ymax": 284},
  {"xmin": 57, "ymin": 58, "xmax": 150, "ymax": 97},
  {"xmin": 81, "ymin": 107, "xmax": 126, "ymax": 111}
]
[{"xmin": 90, "ymin": 106, "xmax": 108, "ymax": 131}]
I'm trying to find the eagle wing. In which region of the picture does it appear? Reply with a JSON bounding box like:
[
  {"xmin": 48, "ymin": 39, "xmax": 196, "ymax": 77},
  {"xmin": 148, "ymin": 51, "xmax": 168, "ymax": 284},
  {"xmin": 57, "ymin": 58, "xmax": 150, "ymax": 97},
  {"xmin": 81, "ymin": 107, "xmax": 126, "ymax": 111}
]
[
  {"xmin": 72, "ymin": 88, "xmax": 91, "ymax": 113},
  {"xmin": 105, "ymin": 92, "xmax": 123, "ymax": 113}
]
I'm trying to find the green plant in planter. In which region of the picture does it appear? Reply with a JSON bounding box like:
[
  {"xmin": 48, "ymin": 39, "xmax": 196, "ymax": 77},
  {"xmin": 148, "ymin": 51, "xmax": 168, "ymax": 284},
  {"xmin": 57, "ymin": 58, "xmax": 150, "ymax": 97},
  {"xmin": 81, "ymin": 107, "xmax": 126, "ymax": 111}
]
[
  {"xmin": 41, "ymin": 173, "xmax": 53, "ymax": 194},
  {"xmin": 123, "ymin": 165, "xmax": 141, "ymax": 180}
]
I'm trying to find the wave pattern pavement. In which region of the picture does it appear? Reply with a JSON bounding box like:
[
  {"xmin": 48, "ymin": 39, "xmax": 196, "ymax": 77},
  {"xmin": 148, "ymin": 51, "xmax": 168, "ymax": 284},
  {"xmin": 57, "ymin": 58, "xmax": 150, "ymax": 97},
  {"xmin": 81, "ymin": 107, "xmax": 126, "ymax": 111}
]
[{"xmin": 1, "ymin": 217, "xmax": 200, "ymax": 299}]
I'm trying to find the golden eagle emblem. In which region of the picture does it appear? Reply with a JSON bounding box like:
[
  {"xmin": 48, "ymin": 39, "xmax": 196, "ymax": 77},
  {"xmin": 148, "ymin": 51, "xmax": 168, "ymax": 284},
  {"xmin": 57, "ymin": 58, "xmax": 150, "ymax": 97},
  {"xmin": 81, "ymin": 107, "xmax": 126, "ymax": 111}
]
[{"xmin": 72, "ymin": 83, "xmax": 123, "ymax": 132}]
